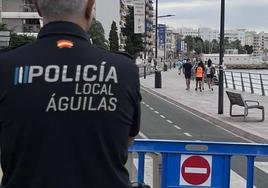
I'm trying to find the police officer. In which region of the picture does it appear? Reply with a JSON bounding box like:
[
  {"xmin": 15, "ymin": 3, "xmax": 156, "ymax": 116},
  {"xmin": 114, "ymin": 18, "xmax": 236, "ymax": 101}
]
[{"xmin": 0, "ymin": 0, "xmax": 141, "ymax": 187}]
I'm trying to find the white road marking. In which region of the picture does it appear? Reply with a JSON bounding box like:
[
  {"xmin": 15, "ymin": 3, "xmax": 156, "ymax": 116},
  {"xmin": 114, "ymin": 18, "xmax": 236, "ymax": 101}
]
[
  {"xmin": 139, "ymin": 132, "xmax": 149, "ymax": 139},
  {"xmin": 141, "ymin": 87, "xmax": 254, "ymax": 143},
  {"xmin": 141, "ymin": 101, "xmax": 145, "ymax": 104},
  {"xmin": 149, "ymin": 107, "xmax": 154, "ymax": 110},
  {"xmin": 255, "ymin": 162, "xmax": 268, "ymax": 174},
  {"xmin": 146, "ymin": 104, "xmax": 150, "ymax": 107},
  {"xmin": 154, "ymin": 111, "xmax": 159, "ymax": 114},
  {"xmin": 160, "ymin": 115, "xmax": 166, "ymax": 119},
  {"xmin": 230, "ymin": 170, "xmax": 257, "ymax": 188},
  {"xmin": 185, "ymin": 167, "xmax": 207, "ymax": 174},
  {"xmin": 184, "ymin": 133, "xmax": 192, "ymax": 137},
  {"xmin": 166, "ymin": 120, "xmax": 173, "ymax": 124},
  {"xmin": 174, "ymin": 125, "xmax": 181, "ymax": 130}
]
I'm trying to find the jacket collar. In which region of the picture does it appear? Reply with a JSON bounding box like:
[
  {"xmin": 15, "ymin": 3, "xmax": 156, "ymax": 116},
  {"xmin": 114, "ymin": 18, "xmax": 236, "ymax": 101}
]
[{"xmin": 38, "ymin": 21, "xmax": 90, "ymax": 41}]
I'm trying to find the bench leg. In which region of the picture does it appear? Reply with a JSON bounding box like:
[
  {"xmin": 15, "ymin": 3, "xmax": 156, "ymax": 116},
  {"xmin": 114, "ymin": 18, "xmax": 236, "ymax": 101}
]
[
  {"xmin": 244, "ymin": 108, "xmax": 248, "ymax": 121},
  {"xmin": 261, "ymin": 107, "xmax": 265, "ymax": 122},
  {"xmin": 230, "ymin": 104, "xmax": 245, "ymax": 117}
]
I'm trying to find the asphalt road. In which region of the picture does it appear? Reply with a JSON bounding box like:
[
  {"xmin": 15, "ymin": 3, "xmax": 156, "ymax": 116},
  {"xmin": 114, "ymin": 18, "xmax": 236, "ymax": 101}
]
[{"xmin": 137, "ymin": 88, "xmax": 268, "ymax": 188}]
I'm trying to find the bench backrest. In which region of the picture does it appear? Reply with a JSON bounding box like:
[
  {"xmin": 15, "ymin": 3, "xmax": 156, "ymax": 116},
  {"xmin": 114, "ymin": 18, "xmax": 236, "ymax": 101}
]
[{"xmin": 226, "ymin": 91, "xmax": 245, "ymax": 107}]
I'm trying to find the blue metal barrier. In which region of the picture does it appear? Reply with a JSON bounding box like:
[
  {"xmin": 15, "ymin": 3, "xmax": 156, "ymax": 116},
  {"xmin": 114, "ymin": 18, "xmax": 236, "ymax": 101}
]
[{"xmin": 128, "ymin": 139, "xmax": 268, "ymax": 188}]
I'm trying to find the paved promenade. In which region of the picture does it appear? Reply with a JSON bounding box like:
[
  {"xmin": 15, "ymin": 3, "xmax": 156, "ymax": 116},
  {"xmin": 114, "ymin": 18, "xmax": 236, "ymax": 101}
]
[{"xmin": 140, "ymin": 68, "xmax": 268, "ymax": 143}]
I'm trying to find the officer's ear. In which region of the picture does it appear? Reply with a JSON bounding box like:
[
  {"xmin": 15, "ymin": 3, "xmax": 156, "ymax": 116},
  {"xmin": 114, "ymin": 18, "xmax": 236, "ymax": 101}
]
[
  {"xmin": 33, "ymin": 0, "xmax": 43, "ymax": 17},
  {"xmin": 85, "ymin": 0, "xmax": 95, "ymax": 19}
]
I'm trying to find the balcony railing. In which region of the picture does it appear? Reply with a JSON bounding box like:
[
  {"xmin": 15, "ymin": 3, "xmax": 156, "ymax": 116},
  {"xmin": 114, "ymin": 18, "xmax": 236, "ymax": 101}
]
[{"xmin": 23, "ymin": 4, "xmax": 37, "ymax": 12}]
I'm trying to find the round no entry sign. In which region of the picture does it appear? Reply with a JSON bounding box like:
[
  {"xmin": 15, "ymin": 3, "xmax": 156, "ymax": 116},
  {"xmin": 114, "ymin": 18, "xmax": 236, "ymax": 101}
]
[{"xmin": 180, "ymin": 155, "xmax": 212, "ymax": 186}]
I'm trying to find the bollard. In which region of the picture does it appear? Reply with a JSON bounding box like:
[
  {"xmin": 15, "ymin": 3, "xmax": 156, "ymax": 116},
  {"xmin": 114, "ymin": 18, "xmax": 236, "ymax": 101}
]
[
  {"xmin": 164, "ymin": 64, "xmax": 168, "ymax": 72},
  {"xmin": 144, "ymin": 66, "xmax": 146, "ymax": 79},
  {"xmin": 155, "ymin": 70, "xmax": 162, "ymax": 88}
]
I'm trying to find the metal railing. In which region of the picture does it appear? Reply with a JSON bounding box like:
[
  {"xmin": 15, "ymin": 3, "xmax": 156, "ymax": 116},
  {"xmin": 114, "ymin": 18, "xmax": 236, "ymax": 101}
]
[
  {"xmin": 138, "ymin": 59, "xmax": 176, "ymax": 78},
  {"xmin": 224, "ymin": 71, "xmax": 268, "ymax": 96},
  {"xmin": 128, "ymin": 139, "xmax": 268, "ymax": 188}
]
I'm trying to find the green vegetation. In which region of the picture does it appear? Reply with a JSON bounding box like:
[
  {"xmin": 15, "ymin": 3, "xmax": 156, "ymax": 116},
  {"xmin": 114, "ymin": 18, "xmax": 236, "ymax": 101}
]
[
  {"xmin": 89, "ymin": 18, "xmax": 108, "ymax": 49},
  {"xmin": 108, "ymin": 21, "xmax": 119, "ymax": 52},
  {"xmin": 184, "ymin": 35, "xmax": 253, "ymax": 55},
  {"xmin": 121, "ymin": 6, "xmax": 144, "ymax": 56}
]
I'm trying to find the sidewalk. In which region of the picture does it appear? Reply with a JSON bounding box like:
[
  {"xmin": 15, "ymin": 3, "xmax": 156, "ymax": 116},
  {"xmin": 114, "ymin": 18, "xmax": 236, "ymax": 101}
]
[{"xmin": 140, "ymin": 69, "xmax": 268, "ymax": 143}]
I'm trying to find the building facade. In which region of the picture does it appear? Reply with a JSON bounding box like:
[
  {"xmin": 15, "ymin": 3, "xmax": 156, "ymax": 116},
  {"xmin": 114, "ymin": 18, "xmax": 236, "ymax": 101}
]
[
  {"xmin": 0, "ymin": 0, "xmax": 42, "ymax": 36},
  {"xmin": 245, "ymin": 31, "xmax": 256, "ymax": 46},
  {"xmin": 202, "ymin": 54, "xmax": 251, "ymax": 65},
  {"xmin": 253, "ymin": 32, "xmax": 268, "ymax": 56},
  {"xmin": 198, "ymin": 27, "xmax": 219, "ymax": 42},
  {"xmin": 225, "ymin": 29, "xmax": 246, "ymax": 46}
]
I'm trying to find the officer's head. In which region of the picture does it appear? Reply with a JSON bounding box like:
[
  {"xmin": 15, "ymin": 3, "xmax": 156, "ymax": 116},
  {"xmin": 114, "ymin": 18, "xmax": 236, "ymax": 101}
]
[{"xmin": 34, "ymin": 0, "xmax": 95, "ymax": 31}]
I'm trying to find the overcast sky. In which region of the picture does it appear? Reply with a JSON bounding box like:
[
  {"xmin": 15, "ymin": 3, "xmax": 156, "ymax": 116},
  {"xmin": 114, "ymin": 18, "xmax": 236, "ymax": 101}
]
[{"xmin": 157, "ymin": 0, "xmax": 268, "ymax": 32}]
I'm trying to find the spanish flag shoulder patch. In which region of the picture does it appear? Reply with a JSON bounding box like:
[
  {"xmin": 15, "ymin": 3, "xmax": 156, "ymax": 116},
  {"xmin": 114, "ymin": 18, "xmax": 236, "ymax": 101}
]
[{"xmin": 57, "ymin": 40, "xmax": 74, "ymax": 49}]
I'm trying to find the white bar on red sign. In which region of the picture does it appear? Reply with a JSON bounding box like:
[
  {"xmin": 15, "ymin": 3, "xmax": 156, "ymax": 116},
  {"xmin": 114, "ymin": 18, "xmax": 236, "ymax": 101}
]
[{"xmin": 185, "ymin": 167, "xmax": 208, "ymax": 174}]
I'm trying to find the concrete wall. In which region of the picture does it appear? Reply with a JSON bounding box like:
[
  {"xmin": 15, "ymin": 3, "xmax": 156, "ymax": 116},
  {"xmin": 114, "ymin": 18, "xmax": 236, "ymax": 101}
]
[
  {"xmin": 2, "ymin": 18, "xmax": 23, "ymax": 32},
  {"xmin": 2, "ymin": 0, "xmax": 23, "ymax": 12},
  {"xmin": 0, "ymin": 0, "xmax": 2, "ymax": 22},
  {"xmin": 0, "ymin": 31, "xmax": 10, "ymax": 48},
  {"xmin": 202, "ymin": 54, "xmax": 251, "ymax": 65}
]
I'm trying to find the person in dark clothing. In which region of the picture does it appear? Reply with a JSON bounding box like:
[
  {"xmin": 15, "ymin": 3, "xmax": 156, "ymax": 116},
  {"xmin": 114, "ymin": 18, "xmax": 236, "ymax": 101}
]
[
  {"xmin": 0, "ymin": 0, "xmax": 141, "ymax": 188},
  {"xmin": 183, "ymin": 59, "xmax": 193, "ymax": 90}
]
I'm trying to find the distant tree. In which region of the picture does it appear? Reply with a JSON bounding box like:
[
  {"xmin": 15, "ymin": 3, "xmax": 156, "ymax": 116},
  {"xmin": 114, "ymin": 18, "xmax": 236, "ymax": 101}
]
[
  {"xmin": 203, "ymin": 40, "xmax": 210, "ymax": 54},
  {"xmin": 211, "ymin": 39, "xmax": 219, "ymax": 53},
  {"xmin": 184, "ymin": 36, "xmax": 194, "ymax": 52},
  {"xmin": 194, "ymin": 40, "xmax": 204, "ymax": 54},
  {"xmin": 121, "ymin": 6, "xmax": 144, "ymax": 56},
  {"xmin": 109, "ymin": 21, "xmax": 119, "ymax": 52},
  {"xmin": 244, "ymin": 45, "xmax": 253, "ymax": 54},
  {"xmin": 89, "ymin": 18, "xmax": 108, "ymax": 49}
]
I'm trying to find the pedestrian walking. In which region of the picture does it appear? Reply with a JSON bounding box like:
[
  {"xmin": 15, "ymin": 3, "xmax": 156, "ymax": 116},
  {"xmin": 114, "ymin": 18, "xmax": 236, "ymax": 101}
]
[
  {"xmin": 0, "ymin": 0, "xmax": 141, "ymax": 187},
  {"xmin": 195, "ymin": 62, "xmax": 204, "ymax": 92},
  {"xmin": 205, "ymin": 59, "xmax": 216, "ymax": 91},
  {"xmin": 176, "ymin": 60, "xmax": 183, "ymax": 75},
  {"xmin": 183, "ymin": 58, "xmax": 193, "ymax": 90},
  {"xmin": 198, "ymin": 60, "xmax": 205, "ymax": 90}
]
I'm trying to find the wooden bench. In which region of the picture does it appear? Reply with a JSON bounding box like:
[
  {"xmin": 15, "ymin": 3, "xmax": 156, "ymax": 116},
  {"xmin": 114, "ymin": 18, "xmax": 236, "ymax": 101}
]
[{"xmin": 226, "ymin": 91, "xmax": 265, "ymax": 122}]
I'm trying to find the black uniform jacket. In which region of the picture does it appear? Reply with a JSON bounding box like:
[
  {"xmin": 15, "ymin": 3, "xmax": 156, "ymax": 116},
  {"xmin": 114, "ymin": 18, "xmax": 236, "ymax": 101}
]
[{"xmin": 0, "ymin": 21, "xmax": 141, "ymax": 188}]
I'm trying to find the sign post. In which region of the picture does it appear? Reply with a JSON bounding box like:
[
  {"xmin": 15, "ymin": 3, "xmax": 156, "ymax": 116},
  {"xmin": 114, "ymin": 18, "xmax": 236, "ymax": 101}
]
[{"xmin": 134, "ymin": 0, "xmax": 145, "ymax": 34}]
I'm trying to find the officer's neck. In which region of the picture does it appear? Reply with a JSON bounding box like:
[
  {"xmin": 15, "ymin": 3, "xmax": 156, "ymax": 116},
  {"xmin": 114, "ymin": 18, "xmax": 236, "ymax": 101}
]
[{"xmin": 43, "ymin": 17, "xmax": 90, "ymax": 32}]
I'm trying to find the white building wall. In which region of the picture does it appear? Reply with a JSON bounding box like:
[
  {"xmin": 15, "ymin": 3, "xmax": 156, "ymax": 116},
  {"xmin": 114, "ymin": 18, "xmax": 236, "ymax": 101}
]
[
  {"xmin": 198, "ymin": 27, "xmax": 219, "ymax": 42},
  {"xmin": 202, "ymin": 54, "xmax": 251, "ymax": 65}
]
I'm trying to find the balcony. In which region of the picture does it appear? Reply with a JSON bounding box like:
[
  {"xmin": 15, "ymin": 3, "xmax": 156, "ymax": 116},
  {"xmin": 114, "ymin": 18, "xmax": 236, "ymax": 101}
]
[{"xmin": 23, "ymin": 4, "xmax": 37, "ymax": 12}]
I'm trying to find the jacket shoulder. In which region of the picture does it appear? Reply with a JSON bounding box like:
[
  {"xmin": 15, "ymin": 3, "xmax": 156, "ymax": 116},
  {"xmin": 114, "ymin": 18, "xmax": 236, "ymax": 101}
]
[{"xmin": 114, "ymin": 51, "xmax": 134, "ymax": 60}]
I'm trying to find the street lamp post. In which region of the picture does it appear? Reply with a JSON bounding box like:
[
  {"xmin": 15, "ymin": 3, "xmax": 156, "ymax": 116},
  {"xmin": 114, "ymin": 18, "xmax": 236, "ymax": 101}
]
[
  {"xmin": 155, "ymin": 0, "xmax": 158, "ymax": 59},
  {"xmin": 218, "ymin": 0, "xmax": 225, "ymax": 114}
]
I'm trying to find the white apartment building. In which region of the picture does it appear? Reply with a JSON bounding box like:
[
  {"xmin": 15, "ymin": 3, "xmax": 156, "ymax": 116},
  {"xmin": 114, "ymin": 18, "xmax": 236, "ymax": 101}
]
[
  {"xmin": 245, "ymin": 31, "xmax": 256, "ymax": 46},
  {"xmin": 0, "ymin": 0, "xmax": 42, "ymax": 36},
  {"xmin": 198, "ymin": 27, "xmax": 219, "ymax": 42},
  {"xmin": 202, "ymin": 54, "xmax": 251, "ymax": 65},
  {"xmin": 225, "ymin": 29, "xmax": 246, "ymax": 46},
  {"xmin": 177, "ymin": 27, "xmax": 246, "ymax": 46},
  {"xmin": 177, "ymin": 27, "xmax": 198, "ymax": 38},
  {"xmin": 253, "ymin": 32, "xmax": 268, "ymax": 56}
]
